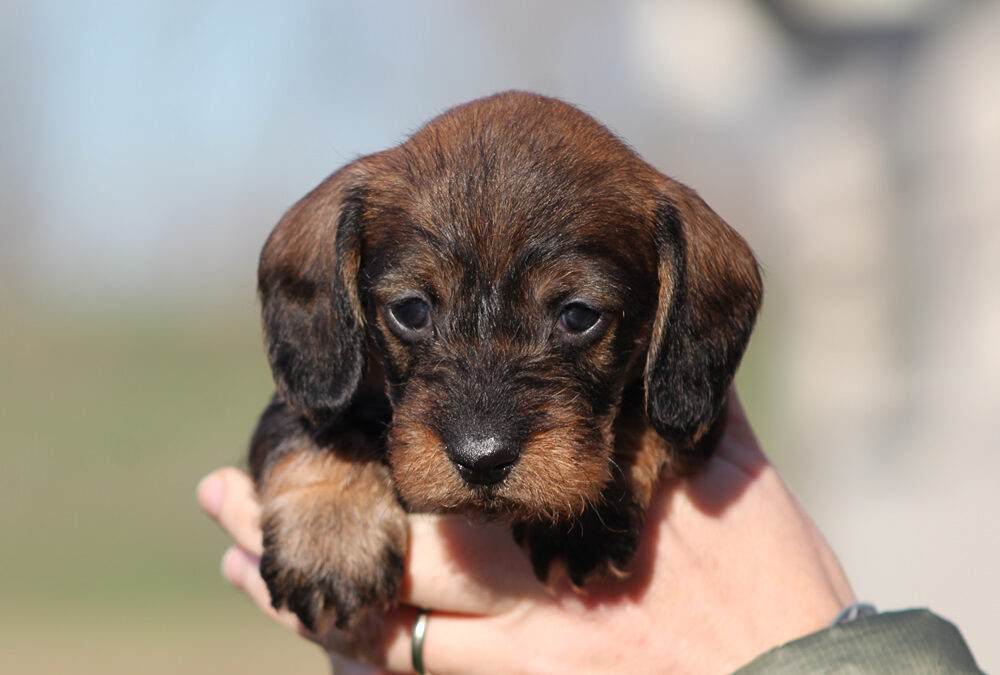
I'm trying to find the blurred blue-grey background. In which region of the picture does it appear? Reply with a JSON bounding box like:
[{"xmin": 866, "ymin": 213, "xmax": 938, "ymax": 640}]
[{"xmin": 3, "ymin": 1, "xmax": 997, "ymax": 672}]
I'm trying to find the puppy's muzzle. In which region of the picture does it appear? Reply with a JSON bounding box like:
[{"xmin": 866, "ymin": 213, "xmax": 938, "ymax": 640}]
[{"xmin": 445, "ymin": 434, "xmax": 521, "ymax": 486}]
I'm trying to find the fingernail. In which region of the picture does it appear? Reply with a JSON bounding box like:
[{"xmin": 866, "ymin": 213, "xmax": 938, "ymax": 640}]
[{"xmin": 198, "ymin": 473, "xmax": 225, "ymax": 518}]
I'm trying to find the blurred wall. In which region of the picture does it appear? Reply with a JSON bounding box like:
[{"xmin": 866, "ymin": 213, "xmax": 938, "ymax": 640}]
[{"xmin": 2, "ymin": 0, "xmax": 996, "ymax": 672}]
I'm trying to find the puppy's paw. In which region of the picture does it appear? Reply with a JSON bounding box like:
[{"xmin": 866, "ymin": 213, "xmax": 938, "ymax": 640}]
[
  {"xmin": 259, "ymin": 484, "xmax": 407, "ymax": 631},
  {"xmin": 514, "ymin": 491, "xmax": 644, "ymax": 588}
]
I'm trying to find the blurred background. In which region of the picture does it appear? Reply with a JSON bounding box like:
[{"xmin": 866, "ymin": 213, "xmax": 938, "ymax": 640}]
[{"xmin": 2, "ymin": 0, "xmax": 997, "ymax": 672}]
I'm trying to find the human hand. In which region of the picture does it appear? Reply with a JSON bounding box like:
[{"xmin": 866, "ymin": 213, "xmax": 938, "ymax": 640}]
[{"xmin": 199, "ymin": 393, "xmax": 855, "ymax": 674}]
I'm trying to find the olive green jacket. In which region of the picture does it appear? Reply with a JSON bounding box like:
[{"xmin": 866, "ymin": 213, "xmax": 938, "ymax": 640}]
[{"xmin": 733, "ymin": 610, "xmax": 983, "ymax": 674}]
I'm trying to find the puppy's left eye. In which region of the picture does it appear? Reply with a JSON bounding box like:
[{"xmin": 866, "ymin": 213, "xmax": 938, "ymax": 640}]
[
  {"xmin": 559, "ymin": 303, "xmax": 602, "ymax": 334},
  {"xmin": 387, "ymin": 297, "xmax": 432, "ymax": 339}
]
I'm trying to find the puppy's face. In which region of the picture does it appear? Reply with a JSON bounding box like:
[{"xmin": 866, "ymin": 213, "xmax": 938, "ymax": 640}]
[
  {"xmin": 258, "ymin": 92, "xmax": 761, "ymax": 523},
  {"xmin": 362, "ymin": 153, "xmax": 660, "ymax": 521}
]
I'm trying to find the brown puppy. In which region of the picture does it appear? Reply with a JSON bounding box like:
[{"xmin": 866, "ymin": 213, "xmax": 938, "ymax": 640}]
[{"xmin": 248, "ymin": 91, "xmax": 762, "ymax": 631}]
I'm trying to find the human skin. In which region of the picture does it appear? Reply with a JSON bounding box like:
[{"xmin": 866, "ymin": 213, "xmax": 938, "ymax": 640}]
[{"xmin": 198, "ymin": 393, "xmax": 855, "ymax": 674}]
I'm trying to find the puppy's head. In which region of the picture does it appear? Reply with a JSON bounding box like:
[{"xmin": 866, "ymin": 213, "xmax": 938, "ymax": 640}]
[{"xmin": 259, "ymin": 92, "xmax": 761, "ymax": 522}]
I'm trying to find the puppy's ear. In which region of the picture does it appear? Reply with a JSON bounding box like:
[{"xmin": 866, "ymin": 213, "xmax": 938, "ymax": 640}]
[
  {"xmin": 258, "ymin": 161, "xmax": 371, "ymax": 427},
  {"xmin": 644, "ymin": 184, "xmax": 762, "ymax": 447}
]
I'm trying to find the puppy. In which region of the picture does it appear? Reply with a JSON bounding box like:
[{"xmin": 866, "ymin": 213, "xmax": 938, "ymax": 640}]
[{"xmin": 248, "ymin": 91, "xmax": 762, "ymax": 630}]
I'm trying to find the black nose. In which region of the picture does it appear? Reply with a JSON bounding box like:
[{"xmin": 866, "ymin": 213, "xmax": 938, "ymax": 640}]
[{"xmin": 447, "ymin": 435, "xmax": 520, "ymax": 486}]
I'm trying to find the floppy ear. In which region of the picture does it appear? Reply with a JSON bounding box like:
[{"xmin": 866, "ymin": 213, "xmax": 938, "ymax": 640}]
[
  {"xmin": 257, "ymin": 161, "xmax": 370, "ymax": 427},
  {"xmin": 644, "ymin": 183, "xmax": 762, "ymax": 446}
]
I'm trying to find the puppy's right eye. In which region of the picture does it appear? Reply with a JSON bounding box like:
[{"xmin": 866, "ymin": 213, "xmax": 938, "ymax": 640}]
[
  {"xmin": 387, "ymin": 297, "xmax": 432, "ymax": 338},
  {"xmin": 559, "ymin": 303, "xmax": 602, "ymax": 334}
]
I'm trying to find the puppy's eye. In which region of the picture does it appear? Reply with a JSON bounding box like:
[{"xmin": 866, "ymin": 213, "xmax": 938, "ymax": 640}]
[
  {"xmin": 387, "ymin": 297, "xmax": 431, "ymax": 337},
  {"xmin": 559, "ymin": 303, "xmax": 602, "ymax": 334}
]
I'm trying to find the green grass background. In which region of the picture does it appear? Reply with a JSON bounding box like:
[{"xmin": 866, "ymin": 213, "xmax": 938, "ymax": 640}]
[
  {"xmin": 1, "ymin": 296, "xmax": 327, "ymax": 673},
  {"xmin": 1, "ymin": 293, "xmax": 775, "ymax": 674}
]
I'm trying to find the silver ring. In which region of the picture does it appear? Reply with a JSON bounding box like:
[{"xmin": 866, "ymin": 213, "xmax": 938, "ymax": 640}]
[{"xmin": 411, "ymin": 608, "xmax": 430, "ymax": 675}]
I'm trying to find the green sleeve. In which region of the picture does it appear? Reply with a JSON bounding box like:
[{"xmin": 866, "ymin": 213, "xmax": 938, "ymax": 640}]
[{"xmin": 732, "ymin": 609, "xmax": 984, "ymax": 674}]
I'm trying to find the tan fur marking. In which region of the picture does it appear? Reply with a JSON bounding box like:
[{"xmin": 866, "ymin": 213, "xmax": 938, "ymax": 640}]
[{"xmin": 250, "ymin": 91, "xmax": 762, "ymax": 621}]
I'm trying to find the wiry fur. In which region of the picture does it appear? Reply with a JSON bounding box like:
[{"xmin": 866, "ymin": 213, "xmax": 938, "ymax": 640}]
[{"xmin": 248, "ymin": 91, "xmax": 762, "ymax": 629}]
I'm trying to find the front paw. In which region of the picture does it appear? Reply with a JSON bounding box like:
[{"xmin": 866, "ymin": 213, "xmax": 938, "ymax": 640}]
[
  {"xmin": 514, "ymin": 490, "xmax": 644, "ymax": 587},
  {"xmin": 259, "ymin": 487, "xmax": 407, "ymax": 631}
]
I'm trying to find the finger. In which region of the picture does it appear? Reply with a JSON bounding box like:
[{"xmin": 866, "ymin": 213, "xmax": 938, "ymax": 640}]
[
  {"xmin": 378, "ymin": 609, "xmax": 534, "ymax": 675},
  {"xmin": 378, "ymin": 606, "xmax": 425, "ymax": 674},
  {"xmin": 329, "ymin": 654, "xmax": 395, "ymax": 675},
  {"xmin": 356, "ymin": 605, "xmax": 466, "ymax": 675},
  {"xmin": 221, "ymin": 545, "xmax": 311, "ymax": 637},
  {"xmin": 199, "ymin": 467, "xmax": 264, "ymax": 556},
  {"xmin": 324, "ymin": 605, "xmax": 418, "ymax": 673},
  {"xmin": 319, "ymin": 514, "xmax": 546, "ymax": 671},
  {"xmin": 401, "ymin": 514, "xmax": 542, "ymax": 615}
]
